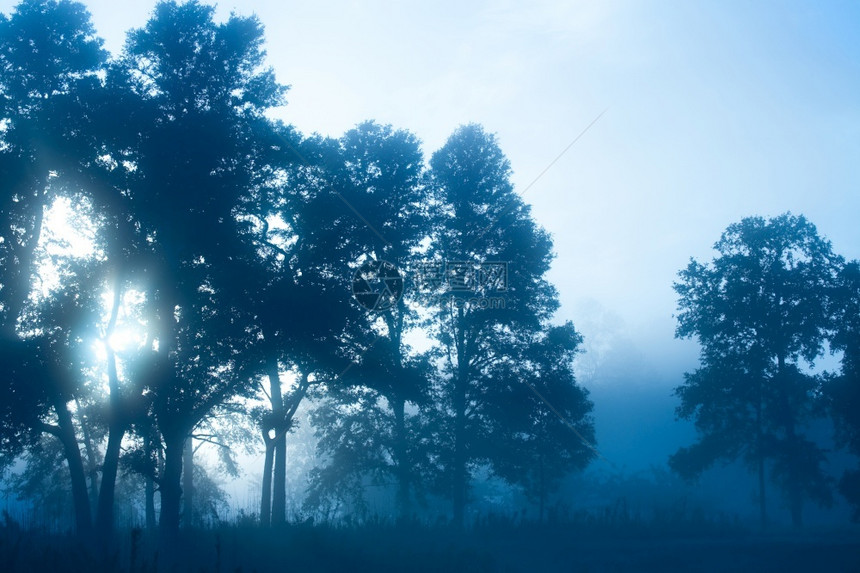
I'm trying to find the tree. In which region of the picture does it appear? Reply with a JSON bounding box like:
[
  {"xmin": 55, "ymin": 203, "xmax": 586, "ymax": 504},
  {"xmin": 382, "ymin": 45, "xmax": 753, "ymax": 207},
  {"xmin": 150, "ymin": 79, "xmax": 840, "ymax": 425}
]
[
  {"xmin": 0, "ymin": 0, "xmax": 107, "ymax": 534},
  {"xmin": 671, "ymin": 213, "xmax": 838, "ymax": 528},
  {"xmin": 305, "ymin": 121, "xmax": 435, "ymax": 521},
  {"xmin": 242, "ymin": 128, "xmax": 364, "ymax": 527},
  {"xmin": 827, "ymin": 260, "xmax": 860, "ymax": 520},
  {"xmin": 4, "ymin": 256, "xmax": 107, "ymax": 534},
  {"xmin": 8, "ymin": 435, "xmax": 77, "ymax": 529},
  {"xmin": 110, "ymin": 0, "xmax": 285, "ymax": 548},
  {"xmin": 306, "ymin": 351, "xmax": 434, "ymax": 522},
  {"xmin": 427, "ymin": 124, "xmax": 576, "ymax": 525},
  {"xmin": 487, "ymin": 322, "xmax": 595, "ymax": 521},
  {"xmin": 180, "ymin": 408, "xmax": 252, "ymax": 529}
]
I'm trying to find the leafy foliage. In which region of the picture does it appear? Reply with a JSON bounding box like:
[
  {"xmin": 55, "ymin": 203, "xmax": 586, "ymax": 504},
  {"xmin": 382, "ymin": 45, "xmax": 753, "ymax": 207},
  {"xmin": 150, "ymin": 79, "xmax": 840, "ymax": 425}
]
[{"xmin": 671, "ymin": 214, "xmax": 840, "ymax": 526}]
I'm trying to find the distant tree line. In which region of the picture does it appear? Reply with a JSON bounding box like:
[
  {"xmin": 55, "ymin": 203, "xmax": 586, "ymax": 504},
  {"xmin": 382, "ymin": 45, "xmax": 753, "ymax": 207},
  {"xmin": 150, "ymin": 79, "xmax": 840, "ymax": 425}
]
[{"xmin": 0, "ymin": 0, "xmax": 596, "ymax": 555}]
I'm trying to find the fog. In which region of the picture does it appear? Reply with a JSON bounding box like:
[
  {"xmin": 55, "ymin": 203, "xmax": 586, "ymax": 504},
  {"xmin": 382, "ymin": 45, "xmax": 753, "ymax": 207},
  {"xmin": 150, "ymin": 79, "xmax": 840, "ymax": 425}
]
[
  {"xmin": 4, "ymin": 0, "xmax": 856, "ymax": 371},
  {"xmin": 1, "ymin": 0, "xmax": 859, "ymax": 571}
]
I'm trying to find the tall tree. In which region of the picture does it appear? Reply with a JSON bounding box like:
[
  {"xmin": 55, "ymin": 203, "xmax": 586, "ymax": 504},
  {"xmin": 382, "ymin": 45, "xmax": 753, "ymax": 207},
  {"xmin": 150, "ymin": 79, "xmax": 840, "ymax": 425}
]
[
  {"xmin": 305, "ymin": 121, "xmax": 434, "ymax": 521},
  {"xmin": 827, "ymin": 260, "xmax": 860, "ymax": 520},
  {"xmin": 671, "ymin": 213, "xmax": 838, "ymax": 528},
  {"xmin": 242, "ymin": 128, "xmax": 361, "ymax": 526},
  {"xmin": 0, "ymin": 0, "xmax": 107, "ymax": 534},
  {"xmin": 112, "ymin": 0, "xmax": 285, "ymax": 547},
  {"xmin": 427, "ymin": 124, "xmax": 568, "ymax": 526}
]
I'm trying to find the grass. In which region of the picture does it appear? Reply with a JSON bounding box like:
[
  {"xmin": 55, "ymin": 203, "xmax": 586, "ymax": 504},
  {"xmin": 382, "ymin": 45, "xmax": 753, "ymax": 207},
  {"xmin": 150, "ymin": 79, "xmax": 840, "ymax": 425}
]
[{"xmin": 1, "ymin": 512, "xmax": 859, "ymax": 572}]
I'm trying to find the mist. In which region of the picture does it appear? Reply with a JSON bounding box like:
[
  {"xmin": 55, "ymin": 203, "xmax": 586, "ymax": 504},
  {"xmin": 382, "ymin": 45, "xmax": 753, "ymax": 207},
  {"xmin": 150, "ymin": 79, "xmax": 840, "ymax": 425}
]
[{"xmin": 1, "ymin": 1, "xmax": 860, "ymax": 572}]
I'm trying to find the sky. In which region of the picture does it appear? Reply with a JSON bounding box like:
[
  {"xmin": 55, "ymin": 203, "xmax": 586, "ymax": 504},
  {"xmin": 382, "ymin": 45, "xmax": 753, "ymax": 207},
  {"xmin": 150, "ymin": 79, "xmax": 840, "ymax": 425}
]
[
  {"xmin": 3, "ymin": 0, "xmax": 859, "ymax": 475},
  {"xmin": 3, "ymin": 0, "xmax": 856, "ymax": 375}
]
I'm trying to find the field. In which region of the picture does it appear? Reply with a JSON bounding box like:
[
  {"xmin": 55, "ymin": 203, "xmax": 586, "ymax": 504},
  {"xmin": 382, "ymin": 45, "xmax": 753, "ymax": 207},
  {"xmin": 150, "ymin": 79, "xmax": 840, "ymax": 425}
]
[{"xmin": 2, "ymin": 517, "xmax": 858, "ymax": 572}]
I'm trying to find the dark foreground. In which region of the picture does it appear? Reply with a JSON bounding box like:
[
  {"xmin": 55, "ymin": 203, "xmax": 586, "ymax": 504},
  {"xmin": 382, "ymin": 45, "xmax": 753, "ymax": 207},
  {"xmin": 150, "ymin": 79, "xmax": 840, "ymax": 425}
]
[{"xmin": 1, "ymin": 520, "xmax": 858, "ymax": 572}]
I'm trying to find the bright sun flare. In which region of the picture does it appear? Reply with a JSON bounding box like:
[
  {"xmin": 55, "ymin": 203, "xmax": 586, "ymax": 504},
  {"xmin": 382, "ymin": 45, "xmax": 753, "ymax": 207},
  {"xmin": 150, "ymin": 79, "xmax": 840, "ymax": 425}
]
[
  {"xmin": 39, "ymin": 197, "xmax": 150, "ymax": 361},
  {"xmin": 106, "ymin": 326, "xmax": 146, "ymax": 354}
]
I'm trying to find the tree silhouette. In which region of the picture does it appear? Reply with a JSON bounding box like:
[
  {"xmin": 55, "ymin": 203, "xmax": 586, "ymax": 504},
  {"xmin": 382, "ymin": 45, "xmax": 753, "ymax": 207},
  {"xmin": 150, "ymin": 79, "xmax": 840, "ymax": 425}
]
[
  {"xmin": 0, "ymin": 0, "xmax": 107, "ymax": 534},
  {"xmin": 671, "ymin": 213, "xmax": 838, "ymax": 528},
  {"xmin": 827, "ymin": 260, "xmax": 860, "ymax": 520},
  {"xmin": 486, "ymin": 321, "xmax": 595, "ymax": 521},
  {"xmin": 242, "ymin": 126, "xmax": 371, "ymax": 526},
  {"xmin": 304, "ymin": 121, "xmax": 435, "ymax": 521},
  {"xmin": 0, "ymin": 0, "xmax": 613, "ymax": 550},
  {"xmin": 109, "ymin": 0, "xmax": 285, "ymax": 548},
  {"xmin": 427, "ymin": 124, "xmax": 585, "ymax": 526}
]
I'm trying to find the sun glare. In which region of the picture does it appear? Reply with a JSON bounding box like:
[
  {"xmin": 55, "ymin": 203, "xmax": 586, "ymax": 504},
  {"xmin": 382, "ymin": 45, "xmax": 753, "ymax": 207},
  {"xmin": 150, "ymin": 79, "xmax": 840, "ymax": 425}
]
[
  {"xmin": 98, "ymin": 288, "xmax": 149, "ymax": 356},
  {"xmin": 36, "ymin": 196, "xmax": 98, "ymax": 297},
  {"xmin": 106, "ymin": 326, "xmax": 146, "ymax": 353}
]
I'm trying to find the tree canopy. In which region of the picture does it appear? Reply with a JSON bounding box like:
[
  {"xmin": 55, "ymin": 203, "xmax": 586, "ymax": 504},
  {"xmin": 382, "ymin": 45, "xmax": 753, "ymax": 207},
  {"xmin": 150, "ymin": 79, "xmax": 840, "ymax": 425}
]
[
  {"xmin": 0, "ymin": 0, "xmax": 598, "ymax": 553},
  {"xmin": 671, "ymin": 213, "xmax": 841, "ymax": 527}
]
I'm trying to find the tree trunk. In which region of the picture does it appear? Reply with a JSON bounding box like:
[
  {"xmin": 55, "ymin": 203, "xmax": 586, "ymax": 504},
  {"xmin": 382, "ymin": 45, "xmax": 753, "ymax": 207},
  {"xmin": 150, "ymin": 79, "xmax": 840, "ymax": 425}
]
[
  {"xmin": 452, "ymin": 307, "xmax": 468, "ymax": 527},
  {"xmin": 451, "ymin": 306, "xmax": 469, "ymax": 527},
  {"xmin": 538, "ymin": 454, "xmax": 546, "ymax": 523},
  {"xmin": 390, "ymin": 305, "xmax": 411, "ymax": 522},
  {"xmin": 96, "ymin": 337, "xmax": 125, "ymax": 539},
  {"xmin": 260, "ymin": 432, "xmax": 274, "ymax": 527},
  {"xmin": 756, "ymin": 390, "xmax": 767, "ymax": 530},
  {"xmin": 96, "ymin": 421, "xmax": 123, "ymax": 537},
  {"xmin": 392, "ymin": 395, "xmax": 411, "ymax": 521},
  {"xmin": 145, "ymin": 433, "xmax": 157, "ymax": 530},
  {"xmin": 155, "ymin": 292, "xmax": 181, "ymax": 554},
  {"xmin": 53, "ymin": 400, "xmax": 93, "ymax": 534},
  {"xmin": 268, "ymin": 354, "xmax": 286, "ymax": 525},
  {"xmin": 785, "ymin": 423, "xmax": 804, "ymax": 528},
  {"xmin": 183, "ymin": 435, "xmax": 194, "ymax": 529},
  {"xmin": 145, "ymin": 475, "xmax": 156, "ymax": 530},
  {"xmin": 159, "ymin": 432, "xmax": 184, "ymax": 555},
  {"xmin": 77, "ymin": 399, "xmax": 100, "ymax": 515},
  {"xmin": 777, "ymin": 354, "xmax": 804, "ymax": 529},
  {"xmin": 758, "ymin": 454, "xmax": 767, "ymax": 529},
  {"xmin": 452, "ymin": 386, "xmax": 467, "ymax": 527},
  {"xmin": 272, "ymin": 434, "xmax": 286, "ymax": 525}
]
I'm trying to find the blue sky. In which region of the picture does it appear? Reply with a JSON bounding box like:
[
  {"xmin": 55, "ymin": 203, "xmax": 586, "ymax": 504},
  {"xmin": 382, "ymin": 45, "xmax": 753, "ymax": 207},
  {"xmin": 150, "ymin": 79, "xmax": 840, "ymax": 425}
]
[{"xmin": 4, "ymin": 0, "xmax": 859, "ymax": 379}]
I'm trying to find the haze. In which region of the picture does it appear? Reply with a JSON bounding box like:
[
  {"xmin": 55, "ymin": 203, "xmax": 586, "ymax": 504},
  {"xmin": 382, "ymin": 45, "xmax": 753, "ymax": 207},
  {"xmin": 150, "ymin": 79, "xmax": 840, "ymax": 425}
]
[{"xmin": 1, "ymin": 1, "xmax": 859, "ymax": 570}]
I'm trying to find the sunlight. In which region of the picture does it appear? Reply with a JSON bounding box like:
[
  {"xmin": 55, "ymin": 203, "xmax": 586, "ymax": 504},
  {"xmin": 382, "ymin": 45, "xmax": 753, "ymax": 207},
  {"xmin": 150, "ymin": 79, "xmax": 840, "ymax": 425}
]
[
  {"xmin": 34, "ymin": 196, "xmax": 149, "ymax": 367},
  {"xmin": 90, "ymin": 291, "xmax": 149, "ymax": 395},
  {"xmin": 98, "ymin": 288, "xmax": 149, "ymax": 356},
  {"xmin": 35, "ymin": 195, "xmax": 98, "ymax": 298},
  {"xmin": 106, "ymin": 325, "xmax": 146, "ymax": 354},
  {"xmin": 4, "ymin": 0, "xmax": 859, "ymax": 561}
]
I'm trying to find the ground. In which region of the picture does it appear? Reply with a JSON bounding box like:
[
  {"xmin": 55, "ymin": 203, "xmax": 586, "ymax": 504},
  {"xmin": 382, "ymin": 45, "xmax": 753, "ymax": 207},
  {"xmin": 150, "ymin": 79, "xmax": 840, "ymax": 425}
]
[{"xmin": 2, "ymin": 518, "xmax": 859, "ymax": 572}]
